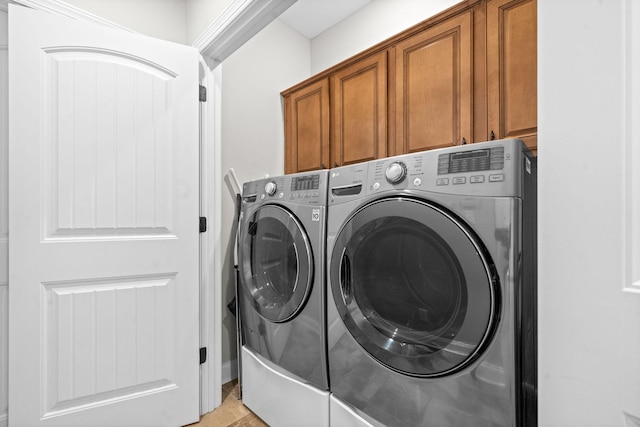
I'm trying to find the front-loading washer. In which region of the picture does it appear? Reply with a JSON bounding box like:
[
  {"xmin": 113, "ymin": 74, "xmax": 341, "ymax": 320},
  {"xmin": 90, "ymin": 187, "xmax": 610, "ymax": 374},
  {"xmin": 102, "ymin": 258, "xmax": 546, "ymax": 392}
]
[
  {"xmin": 238, "ymin": 171, "xmax": 330, "ymax": 427},
  {"xmin": 326, "ymin": 139, "xmax": 537, "ymax": 427}
]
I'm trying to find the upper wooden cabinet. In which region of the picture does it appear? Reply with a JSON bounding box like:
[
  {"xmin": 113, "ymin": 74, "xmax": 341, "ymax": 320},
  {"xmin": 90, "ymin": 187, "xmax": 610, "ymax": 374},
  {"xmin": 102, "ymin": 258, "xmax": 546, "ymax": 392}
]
[
  {"xmin": 487, "ymin": 0, "xmax": 537, "ymax": 153},
  {"xmin": 284, "ymin": 78, "xmax": 330, "ymax": 174},
  {"xmin": 331, "ymin": 51, "xmax": 388, "ymax": 167},
  {"xmin": 282, "ymin": 0, "xmax": 537, "ymax": 173},
  {"xmin": 394, "ymin": 11, "xmax": 472, "ymax": 153}
]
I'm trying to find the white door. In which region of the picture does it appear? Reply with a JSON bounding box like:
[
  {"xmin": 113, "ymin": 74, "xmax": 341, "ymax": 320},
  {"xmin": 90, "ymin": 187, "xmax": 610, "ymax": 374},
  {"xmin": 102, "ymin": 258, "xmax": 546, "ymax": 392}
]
[
  {"xmin": 538, "ymin": 0, "xmax": 640, "ymax": 425},
  {"xmin": 0, "ymin": 6, "xmax": 8, "ymax": 427},
  {"xmin": 8, "ymin": 4, "xmax": 200, "ymax": 427}
]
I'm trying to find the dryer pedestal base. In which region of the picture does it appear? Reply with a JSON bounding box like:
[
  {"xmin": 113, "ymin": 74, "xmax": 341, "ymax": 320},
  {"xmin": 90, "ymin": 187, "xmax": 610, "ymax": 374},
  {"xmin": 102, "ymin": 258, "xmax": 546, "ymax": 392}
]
[{"xmin": 241, "ymin": 346, "xmax": 329, "ymax": 427}]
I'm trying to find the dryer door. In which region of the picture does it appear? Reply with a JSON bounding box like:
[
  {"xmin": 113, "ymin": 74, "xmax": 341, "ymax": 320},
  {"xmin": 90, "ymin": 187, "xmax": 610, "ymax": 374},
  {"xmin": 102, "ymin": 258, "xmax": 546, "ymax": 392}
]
[
  {"xmin": 330, "ymin": 197, "xmax": 499, "ymax": 377},
  {"xmin": 240, "ymin": 204, "xmax": 313, "ymax": 322}
]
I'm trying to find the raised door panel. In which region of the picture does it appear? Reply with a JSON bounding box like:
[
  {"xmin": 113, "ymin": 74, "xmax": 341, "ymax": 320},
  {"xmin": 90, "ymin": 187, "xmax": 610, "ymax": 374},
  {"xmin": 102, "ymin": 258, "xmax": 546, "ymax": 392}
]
[
  {"xmin": 43, "ymin": 48, "xmax": 175, "ymax": 238},
  {"xmin": 284, "ymin": 78, "xmax": 330, "ymax": 174},
  {"xmin": 487, "ymin": 0, "xmax": 537, "ymax": 153},
  {"xmin": 395, "ymin": 11, "xmax": 472, "ymax": 153},
  {"xmin": 331, "ymin": 51, "xmax": 387, "ymax": 166}
]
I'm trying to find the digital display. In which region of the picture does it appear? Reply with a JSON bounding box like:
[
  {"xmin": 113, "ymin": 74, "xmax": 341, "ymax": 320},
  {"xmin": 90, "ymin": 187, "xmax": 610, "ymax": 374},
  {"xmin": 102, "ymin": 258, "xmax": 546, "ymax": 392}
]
[
  {"xmin": 291, "ymin": 174, "xmax": 320, "ymax": 191},
  {"xmin": 451, "ymin": 150, "xmax": 490, "ymax": 161},
  {"xmin": 438, "ymin": 146, "xmax": 505, "ymax": 175}
]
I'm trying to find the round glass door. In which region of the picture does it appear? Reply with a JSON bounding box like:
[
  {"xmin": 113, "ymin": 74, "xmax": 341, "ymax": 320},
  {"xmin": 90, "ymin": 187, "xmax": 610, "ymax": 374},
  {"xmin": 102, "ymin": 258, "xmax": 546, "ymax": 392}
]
[
  {"xmin": 240, "ymin": 204, "xmax": 313, "ymax": 323},
  {"xmin": 330, "ymin": 197, "xmax": 499, "ymax": 377}
]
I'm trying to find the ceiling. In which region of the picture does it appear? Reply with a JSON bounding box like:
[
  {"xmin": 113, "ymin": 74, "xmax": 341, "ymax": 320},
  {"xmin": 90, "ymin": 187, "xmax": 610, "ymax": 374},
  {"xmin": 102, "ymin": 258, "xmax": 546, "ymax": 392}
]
[{"xmin": 278, "ymin": 0, "xmax": 372, "ymax": 39}]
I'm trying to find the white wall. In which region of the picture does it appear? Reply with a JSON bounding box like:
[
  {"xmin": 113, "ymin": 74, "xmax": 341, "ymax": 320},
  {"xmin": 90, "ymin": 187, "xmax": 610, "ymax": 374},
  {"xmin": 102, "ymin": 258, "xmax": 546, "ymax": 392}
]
[
  {"xmin": 186, "ymin": 0, "xmax": 233, "ymax": 45},
  {"xmin": 310, "ymin": 0, "xmax": 459, "ymax": 73},
  {"xmin": 62, "ymin": 0, "xmax": 232, "ymax": 46},
  {"xmin": 62, "ymin": 0, "xmax": 188, "ymax": 44},
  {"xmin": 219, "ymin": 19, "xmax": 310, "ymax": 365}
]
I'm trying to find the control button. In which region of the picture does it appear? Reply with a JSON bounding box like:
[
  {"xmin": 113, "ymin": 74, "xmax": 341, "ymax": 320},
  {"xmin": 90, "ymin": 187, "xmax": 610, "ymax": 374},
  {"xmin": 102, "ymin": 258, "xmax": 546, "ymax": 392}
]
[
  {"xmin": 385, "ymin": 161, "xmax": 407, "ymax": 184},
  {"xmin": 470, "ymin": 175, "xmax": 485, "ymax": 184},
  {"xmin": 372, "ymin": 182, "xmax": 380, "ymax": 190},
  {"xmin": 453, "ymin": 177, "xmax": 466, "ymax": 185},
  {"xmin": 278, "ymin": 192, "xmax": 284, "ymax": 198},
  {"xmin": 489, "ymin": 174, "xmax": 505, "ymax": 182},
  {"xmin": 264, "ymin": 181, "xmax": 277, "ymax": 196},
  {"xmin": 260, "ymin": 194, "xmax": 265, "ymax": 200},
  {"xmin": 413, "ymin": 178, "xmax": 422, "ymax": 187},
  {"xmin": 436, "ymin": 178, "xmax": 449, "ymax": 186}
]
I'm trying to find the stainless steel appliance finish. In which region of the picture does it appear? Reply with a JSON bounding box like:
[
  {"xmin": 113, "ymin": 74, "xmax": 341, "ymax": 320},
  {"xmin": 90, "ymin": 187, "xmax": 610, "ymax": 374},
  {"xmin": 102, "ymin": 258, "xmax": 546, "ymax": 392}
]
[
  {"xmin": 238, "ymin": 171, "xmax": 329, "ymax": 390},
  {"xmin": 326, "ymin": 139, "xmax": 537, "ymax": 427}
]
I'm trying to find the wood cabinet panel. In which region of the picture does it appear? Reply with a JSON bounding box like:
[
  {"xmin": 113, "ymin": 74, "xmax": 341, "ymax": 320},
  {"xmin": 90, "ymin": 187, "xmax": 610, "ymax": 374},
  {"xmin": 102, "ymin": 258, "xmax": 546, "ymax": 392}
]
[
  {"xmin": 331, "ymin": 51, "xmax": 387, "ymax": 167},
  {"xmin": 284, "ymin": 78, "xmax": 330, "ymax": 174},
  {"xmin": 395, "ymin": 11, "xmax": 472, "ymax": 153},
  {"xmin": 487, "ymin": 0, "xmax": 537, "ymax": 152},
  {"xmin": 281, "ymin": 0, "xmax": 538, "ymax": 173}
]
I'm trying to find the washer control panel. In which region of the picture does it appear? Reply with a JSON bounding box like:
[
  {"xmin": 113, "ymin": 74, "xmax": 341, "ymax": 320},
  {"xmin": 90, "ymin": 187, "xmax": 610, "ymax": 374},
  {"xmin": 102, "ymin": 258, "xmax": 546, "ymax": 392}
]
[
  {"xmin": 437, "ymin": 145, "xmax": 505, "ymax": 175},
  {"xmin": 365, "ymin": 139, "xmax": 526, "ymax": 197}
]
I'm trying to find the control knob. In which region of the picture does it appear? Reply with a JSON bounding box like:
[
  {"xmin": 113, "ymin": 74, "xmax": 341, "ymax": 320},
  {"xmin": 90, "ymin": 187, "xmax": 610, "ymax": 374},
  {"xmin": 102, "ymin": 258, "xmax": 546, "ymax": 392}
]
[
  {"xmin": 264, "ymin": 181, "xmax": 277, "ymax": 196},
  {"xmin": 385, "ymin": 161, "xmax": 407, "ymax": 184}
]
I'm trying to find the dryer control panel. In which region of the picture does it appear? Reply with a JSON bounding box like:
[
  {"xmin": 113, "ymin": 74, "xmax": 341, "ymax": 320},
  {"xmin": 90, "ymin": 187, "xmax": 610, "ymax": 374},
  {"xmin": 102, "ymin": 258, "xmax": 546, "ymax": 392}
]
[{"xmin": 242, "ymin": 171, "xmax": 328, "ymax": 206}]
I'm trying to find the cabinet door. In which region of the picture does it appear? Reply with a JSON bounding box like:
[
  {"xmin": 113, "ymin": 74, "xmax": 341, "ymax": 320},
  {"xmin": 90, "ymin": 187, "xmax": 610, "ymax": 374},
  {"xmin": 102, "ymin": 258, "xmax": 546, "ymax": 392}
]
[
  {"xmin": 331, "ymin": 51, "xmax": 387, "ymax": 167},
  {"xmin": 487, "ymin": 0, "xmax": 537, "ymax": 153},
  {"xmin": 284, "ymin": 78, "xmax": 330, "ymax": 173},
  {"xmin": 394, "ymin": 11, "xmax": 472, "ymax": 153}
]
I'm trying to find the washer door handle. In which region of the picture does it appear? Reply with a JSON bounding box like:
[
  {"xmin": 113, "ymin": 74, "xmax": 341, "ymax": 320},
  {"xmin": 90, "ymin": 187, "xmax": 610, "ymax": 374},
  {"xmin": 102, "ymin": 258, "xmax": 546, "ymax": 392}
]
[{"xmin": 340, "ymin": 250, "xmax": 352, "ymax": 305}]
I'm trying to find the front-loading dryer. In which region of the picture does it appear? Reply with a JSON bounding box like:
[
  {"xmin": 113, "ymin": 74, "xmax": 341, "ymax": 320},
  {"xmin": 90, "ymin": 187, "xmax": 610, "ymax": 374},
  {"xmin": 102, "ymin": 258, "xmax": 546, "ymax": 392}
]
[
  {"xmin": 238, "ymin": 171, "xmax": 330, "ymax": 427},
  {"xmin": 326, "ymin": 139, "xmax": 536, "ymax": 427}
]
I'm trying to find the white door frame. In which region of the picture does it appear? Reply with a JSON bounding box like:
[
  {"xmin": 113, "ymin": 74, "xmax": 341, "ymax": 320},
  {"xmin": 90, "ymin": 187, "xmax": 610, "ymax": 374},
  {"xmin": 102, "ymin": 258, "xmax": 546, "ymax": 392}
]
[
  {"xmin": 191, "ymin": 0, "xmax": 297, "ymax": 412},
  {"xmin": 197, "ymin": 55, "xmax": 222, "ymax": 413},
  {"xmin": 0, "ymin": 4, "xmax": 8, "ymax": 427}
]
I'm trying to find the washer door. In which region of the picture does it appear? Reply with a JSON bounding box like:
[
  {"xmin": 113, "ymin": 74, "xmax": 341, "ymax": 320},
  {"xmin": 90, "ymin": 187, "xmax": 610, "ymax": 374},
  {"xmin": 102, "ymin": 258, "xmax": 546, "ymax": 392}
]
[
  {"xmin": 330, "ymin": 197, "xmax": 499, "ymax": 377},
  {"xmin": 240, "ymin": 204, "xmax": 313, "ymax": 323}
]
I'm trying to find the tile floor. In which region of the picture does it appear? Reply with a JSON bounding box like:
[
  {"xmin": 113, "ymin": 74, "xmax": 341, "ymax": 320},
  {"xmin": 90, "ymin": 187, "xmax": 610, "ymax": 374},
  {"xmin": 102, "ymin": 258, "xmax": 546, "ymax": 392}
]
[{"xmin": 185, "ymin": 380, "xmax": 268, "ymax": 427}]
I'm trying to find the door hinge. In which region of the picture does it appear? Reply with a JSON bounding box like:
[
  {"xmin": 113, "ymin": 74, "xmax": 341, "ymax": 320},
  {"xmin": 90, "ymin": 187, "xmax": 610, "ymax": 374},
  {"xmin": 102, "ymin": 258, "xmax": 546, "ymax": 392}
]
[
  {"xmin": 199, "ymin": 85, "xmax": 207, "ymax": 102},
  {"xmin": 199, "ymin": 347, "xmax": 207, "ymax": 364},
  {"xmin": 199, "ymin": 216, "xmax": 207, "ymax": 233}
]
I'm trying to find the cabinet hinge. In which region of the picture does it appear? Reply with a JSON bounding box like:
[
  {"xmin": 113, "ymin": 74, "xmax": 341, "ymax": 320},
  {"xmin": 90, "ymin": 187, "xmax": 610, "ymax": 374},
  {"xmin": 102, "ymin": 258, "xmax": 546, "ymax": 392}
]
[
  {"xmin": 199, "ymin": 85, "xmax": 207, "ymax": 102},
  {"xmin": 199, "ymin": 217, "xmax": 207, "ymax": 233},
  {"xmin": 199, "ymin": 347, "xmax": 207, "ymax": 364}
]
